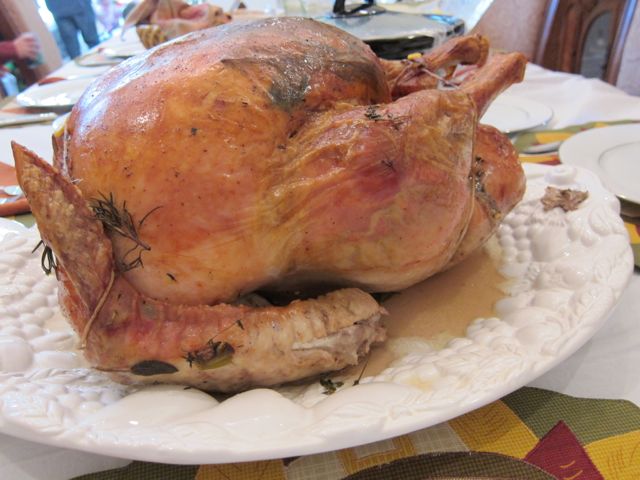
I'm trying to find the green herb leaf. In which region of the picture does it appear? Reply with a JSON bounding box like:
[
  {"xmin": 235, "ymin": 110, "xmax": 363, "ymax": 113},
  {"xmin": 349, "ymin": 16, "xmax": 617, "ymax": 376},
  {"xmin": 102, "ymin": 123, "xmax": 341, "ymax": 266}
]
[
  {"xmin": 131, "ymin": 360, "xmax": 178, "ymax": 376},
  {"xmin": 320, "ymin": 378, "xmax": 343, "ymax": 395},
  {"xmin": 32, "ymin": 239, "xmax": 57, "ymax": 276},
  {"xmin": 90, "ymin": 193, "xmax": 161, "ymax": 272},
  {"xmin": 184, "ymin": 340, "xmax": 235, "ymax": 370},
  {"xmin": 365, "ymin": 105, "xmax": 382, "ymax": 121}
]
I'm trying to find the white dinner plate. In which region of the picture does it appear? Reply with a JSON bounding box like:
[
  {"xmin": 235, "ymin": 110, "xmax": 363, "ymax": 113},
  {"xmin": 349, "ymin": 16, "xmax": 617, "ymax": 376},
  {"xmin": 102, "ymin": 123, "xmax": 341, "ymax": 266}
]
[
  {"xmin": 16, "ymin": 77, "xmax": 96, "ymax": 109},
  {"xmin": 559, "ymin": 124, "xmax": 640, "ymax": 205},
  {"xmin": 101, "ymin": 42, "xmax": 146, "ymax": 59},
  {"xmin": 481, "ymin": 94, "xmax": 553, "ymax": 134},
  {"xmin": 0, "ymin": 164, "xmax": 633, "ymax": 464}
]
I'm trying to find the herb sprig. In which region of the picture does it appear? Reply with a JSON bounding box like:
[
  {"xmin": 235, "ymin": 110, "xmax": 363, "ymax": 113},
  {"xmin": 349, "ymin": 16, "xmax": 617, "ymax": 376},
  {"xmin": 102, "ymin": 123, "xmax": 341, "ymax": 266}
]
[
  {"xmin": 365, "ymin": 105, "xmax": 382, "ymax": 121},
  {"xmin": 90, "ymin": 193, "xmax": 161, "ymax": 271},
  {"xmin": 320, "ymin": 378, "xmax": 344, "ymax": 395},
  {"xmin": 183, "ymin": 319, "xmax": 244, "ymax": 370},
  {"xmin": 32, "ymin": 239, "xmax": 57, "ymax": 275}
]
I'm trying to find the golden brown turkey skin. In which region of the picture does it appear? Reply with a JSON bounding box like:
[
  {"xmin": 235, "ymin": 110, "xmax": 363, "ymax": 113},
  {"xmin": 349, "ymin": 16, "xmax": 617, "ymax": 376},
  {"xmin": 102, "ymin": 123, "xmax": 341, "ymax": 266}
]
[
  {"xmin": 442, "ymin": 53, "xmax": 528, "ymax": 265},
  {"xmin": 279, "ymin": 91, "xmax": 476, "ymax": 291},
  {"xmin": 14, "ymin": 143, "xmax": 385, "ymax": 392},
  {"xmin": 61, "ymin": 17, "xmax": 481, "ymax": 306},
  {"xmin": 446, "ymin": 124, "xmax": 526, "ymax": 266}
]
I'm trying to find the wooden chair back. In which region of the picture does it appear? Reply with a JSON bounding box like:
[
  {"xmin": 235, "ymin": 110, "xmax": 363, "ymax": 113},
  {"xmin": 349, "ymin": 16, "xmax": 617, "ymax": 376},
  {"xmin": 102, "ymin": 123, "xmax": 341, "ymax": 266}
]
[{"xmin": 535, "ymin": 0, "xmax": 638, "ymax": 84}]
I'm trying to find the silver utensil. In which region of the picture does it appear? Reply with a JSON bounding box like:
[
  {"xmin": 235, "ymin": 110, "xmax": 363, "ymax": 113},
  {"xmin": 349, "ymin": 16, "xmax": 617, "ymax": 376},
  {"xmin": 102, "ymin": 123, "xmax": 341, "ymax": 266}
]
[{"xmin": 521, "ymin": 140, "xmax": 564, "ymax": 155}]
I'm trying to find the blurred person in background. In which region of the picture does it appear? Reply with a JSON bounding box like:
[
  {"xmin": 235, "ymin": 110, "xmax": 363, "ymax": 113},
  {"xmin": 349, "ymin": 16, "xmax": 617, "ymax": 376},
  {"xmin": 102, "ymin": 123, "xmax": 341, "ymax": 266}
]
[
  {"xmin": 0, "ymin": 33, "xmax": 41, "ymax": 64},
  {"xmin": 44, "ymin": 0, "xmax": 100, "ymax": 58},
  {"xmin": 95, "ymin": 0, "xmax": 122, "ymax": 33},
  {"xmin": 0, "ymin": 33, "xmax": 41, "ymax": 96}
]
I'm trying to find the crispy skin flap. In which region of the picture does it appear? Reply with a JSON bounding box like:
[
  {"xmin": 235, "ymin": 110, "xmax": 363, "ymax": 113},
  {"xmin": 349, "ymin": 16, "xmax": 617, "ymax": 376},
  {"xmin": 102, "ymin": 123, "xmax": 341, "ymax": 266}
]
[{"xmin": 12, "ymin": 142, "xmax": 114, "ymax": 312}]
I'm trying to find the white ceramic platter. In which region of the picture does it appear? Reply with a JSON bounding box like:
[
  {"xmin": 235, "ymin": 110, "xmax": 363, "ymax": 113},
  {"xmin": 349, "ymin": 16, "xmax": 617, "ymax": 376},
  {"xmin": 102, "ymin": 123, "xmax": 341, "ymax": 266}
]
[
  {"xmin": 0, "ymin": 164, "xmax": 633, "ymax": 464},
  {"xmin": 559, "ymin": 124, "xmax": 640, "ymax": 205},
  {"xmin": 481, "ymin": 94, "xmax": 553, "ymax": 134},
  {"xmin": 16, "ymin": 77, "xmax": 96, "ymax": 109}
]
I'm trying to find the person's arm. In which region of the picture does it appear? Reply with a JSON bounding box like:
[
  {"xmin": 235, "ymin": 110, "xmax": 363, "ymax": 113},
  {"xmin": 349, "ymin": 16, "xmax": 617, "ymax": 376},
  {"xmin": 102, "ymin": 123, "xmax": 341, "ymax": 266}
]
[
  {"xmin": 0, "ymin": 40, "xmax": 18, "ymax": 63},
  {"xmin": 13, "ymin": 34, "xmax": 40, "ymax": 61}
]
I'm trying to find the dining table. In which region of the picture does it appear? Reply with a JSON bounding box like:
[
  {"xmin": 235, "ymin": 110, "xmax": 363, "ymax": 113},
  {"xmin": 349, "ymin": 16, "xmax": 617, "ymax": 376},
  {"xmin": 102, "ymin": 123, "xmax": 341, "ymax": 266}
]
[{"xmin": 0, "ymin": 13, "xmax": 640, "ymax": 480}]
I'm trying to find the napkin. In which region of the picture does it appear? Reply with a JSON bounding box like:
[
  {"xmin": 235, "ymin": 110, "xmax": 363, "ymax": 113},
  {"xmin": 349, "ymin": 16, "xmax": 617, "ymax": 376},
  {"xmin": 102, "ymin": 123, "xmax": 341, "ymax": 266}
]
[
  {"xmin": 0, "ymin": 163, "xmax": 29, "ymax": 217},
  {"xmin": 515, "ymin": 120, "xmax": 640, "ymax": 268}
]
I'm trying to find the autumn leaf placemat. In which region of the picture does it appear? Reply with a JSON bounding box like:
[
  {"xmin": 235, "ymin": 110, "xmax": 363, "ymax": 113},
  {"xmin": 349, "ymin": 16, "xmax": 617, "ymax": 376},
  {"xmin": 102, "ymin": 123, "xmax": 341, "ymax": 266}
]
[{"xmin": 71, "ymin": 386, "xmax": 640, "ymax": 479}]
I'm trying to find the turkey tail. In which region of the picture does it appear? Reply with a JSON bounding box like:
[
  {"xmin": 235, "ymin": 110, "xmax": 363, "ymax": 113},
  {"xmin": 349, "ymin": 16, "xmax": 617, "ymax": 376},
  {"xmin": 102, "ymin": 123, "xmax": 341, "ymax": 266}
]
[{"xmin": 11, "ymin": 142, "xmax": 114, "ymax": 314}]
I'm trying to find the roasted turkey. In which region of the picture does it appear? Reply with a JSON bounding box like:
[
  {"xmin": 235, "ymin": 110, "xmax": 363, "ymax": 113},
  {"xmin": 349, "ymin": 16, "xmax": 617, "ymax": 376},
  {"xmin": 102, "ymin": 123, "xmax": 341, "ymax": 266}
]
[
  {"xmin": 123, "ymin": 0, "xmax": 232, "ymax": 47},
  {"xmin": 13, "ymin": 17, "xmax": 526, "ymax": 392}
]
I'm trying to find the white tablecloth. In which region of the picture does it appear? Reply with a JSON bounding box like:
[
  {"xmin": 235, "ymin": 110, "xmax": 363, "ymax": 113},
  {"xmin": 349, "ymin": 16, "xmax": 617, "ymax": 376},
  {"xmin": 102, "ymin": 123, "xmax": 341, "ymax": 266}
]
[{"xmin": 0, "ymin": 34, "xmax": 639, "ymax": 480}]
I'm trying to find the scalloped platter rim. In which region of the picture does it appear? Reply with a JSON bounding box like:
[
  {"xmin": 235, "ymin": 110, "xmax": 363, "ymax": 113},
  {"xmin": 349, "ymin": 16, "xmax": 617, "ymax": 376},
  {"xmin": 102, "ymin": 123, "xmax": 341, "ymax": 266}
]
[{"xmin": 0, "ymin": 163, "xmax": 634, "ymax": 464}]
